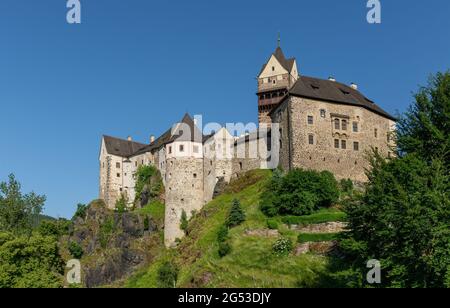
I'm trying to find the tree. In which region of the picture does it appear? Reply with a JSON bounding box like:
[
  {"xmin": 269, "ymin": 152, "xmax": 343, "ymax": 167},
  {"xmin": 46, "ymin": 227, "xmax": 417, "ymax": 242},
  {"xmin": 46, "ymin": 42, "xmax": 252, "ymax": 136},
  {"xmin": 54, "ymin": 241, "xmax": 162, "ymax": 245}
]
[
  {"xmin": 226, "ymin": 199, "xmax": 246, "ymax": 228},
  {"xmin": 72, "ymin": 203, "xmax": 88, "ymax": 220},
  {"xmin": 335, "ymin": 72, "xmax": 450, "ymax": 288},
  {"xmin": 396, "ymin": 71, "xmax": 450, "ymax": 167},
  {"xmin": 115, "ymin": 194, "xmax": 128, "ymax": 213},
  {"xmin": 0, "ymin": 232, "xmax": 65, "ymax": 288},
  {"xmin": 38, "ymin": 219, "xmax": 71, "ymax": 238},
  {"xmin": 0, "ymin": 174, "xmax": 46, "ymax": 235}
]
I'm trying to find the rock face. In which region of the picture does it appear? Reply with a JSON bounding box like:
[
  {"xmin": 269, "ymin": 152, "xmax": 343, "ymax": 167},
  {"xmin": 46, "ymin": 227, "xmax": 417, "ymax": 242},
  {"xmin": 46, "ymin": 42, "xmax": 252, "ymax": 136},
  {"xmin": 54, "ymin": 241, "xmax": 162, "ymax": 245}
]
[
  {"xmin": 66, "ymin": 200, "xmax": 162, "ymax": 288},
  {"xmin": 295, "ymin": 241, "xmax": 337, "ymax": 256}
]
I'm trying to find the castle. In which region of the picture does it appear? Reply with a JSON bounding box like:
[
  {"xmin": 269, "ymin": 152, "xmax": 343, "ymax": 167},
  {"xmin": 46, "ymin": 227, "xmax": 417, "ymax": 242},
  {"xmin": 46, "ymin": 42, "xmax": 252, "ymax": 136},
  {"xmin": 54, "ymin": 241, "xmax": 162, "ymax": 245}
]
[{"xmin": 99, "ymin": 45, "xmax": 396, "ymax": 246}]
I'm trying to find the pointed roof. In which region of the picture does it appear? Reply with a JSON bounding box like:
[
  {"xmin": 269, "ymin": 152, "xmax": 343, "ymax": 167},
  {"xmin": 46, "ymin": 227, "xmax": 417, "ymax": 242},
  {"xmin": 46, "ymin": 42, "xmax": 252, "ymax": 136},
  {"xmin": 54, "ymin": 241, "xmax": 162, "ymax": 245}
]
[
  {"xmin": 131, "ymin": 113, "xmax": 204, "ymax": 157},
  {"xmin": 259, "ymin": 47, "xmax": 296, "ymax": 76}
]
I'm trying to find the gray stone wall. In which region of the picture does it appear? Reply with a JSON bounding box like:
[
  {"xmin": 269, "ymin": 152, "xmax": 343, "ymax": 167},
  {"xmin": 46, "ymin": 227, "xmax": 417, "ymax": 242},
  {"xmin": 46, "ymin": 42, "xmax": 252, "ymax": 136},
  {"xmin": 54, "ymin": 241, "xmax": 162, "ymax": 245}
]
[
  {"xmin": 278, "ymin": 96, "xmax": 394, "ymax": 182},
  {"xmin": 164, "ymin": 157, "xmax": 204, "ymax": 246}
]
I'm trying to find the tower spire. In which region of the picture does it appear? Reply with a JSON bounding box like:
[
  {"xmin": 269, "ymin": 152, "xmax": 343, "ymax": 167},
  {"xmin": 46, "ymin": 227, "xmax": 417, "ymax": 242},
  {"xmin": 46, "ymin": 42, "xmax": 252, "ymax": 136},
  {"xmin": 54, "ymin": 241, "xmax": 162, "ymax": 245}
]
[{"xmin": 277, "ymin": 32, "xmax": 281, "ymax": 48}]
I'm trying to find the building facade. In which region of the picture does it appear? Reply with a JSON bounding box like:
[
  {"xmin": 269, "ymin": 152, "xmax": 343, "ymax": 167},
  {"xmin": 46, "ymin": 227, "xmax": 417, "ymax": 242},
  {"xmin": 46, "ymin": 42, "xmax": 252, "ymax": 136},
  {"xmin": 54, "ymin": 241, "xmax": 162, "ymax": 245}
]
[{"xmin": 99, "ymin": 45, "xmax": 396, "ymax": 246}]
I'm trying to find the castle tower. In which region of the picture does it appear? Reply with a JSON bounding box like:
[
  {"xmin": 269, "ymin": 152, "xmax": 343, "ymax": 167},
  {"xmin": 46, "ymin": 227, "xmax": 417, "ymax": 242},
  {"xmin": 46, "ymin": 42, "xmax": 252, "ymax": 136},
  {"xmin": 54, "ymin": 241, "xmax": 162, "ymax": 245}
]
[
  {"xmin": 257, "ymin": 43, "xmax": 298, "ymax": 124},
  {"xmin": 163, "ymin": 114, "xmax": 205, "ymax": 247}
]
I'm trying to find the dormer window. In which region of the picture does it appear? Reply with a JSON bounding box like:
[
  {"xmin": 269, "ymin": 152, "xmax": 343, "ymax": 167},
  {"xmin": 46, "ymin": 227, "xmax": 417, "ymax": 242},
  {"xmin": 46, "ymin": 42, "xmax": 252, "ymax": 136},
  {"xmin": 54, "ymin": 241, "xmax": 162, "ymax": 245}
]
[{"xmin": 272, "ymin": 66, "xmax": 275, "ymax": 71}]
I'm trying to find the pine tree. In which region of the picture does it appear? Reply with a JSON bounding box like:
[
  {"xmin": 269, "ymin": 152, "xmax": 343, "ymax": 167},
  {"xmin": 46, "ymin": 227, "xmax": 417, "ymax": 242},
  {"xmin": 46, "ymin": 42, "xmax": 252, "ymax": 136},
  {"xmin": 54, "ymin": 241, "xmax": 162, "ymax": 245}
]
[{"xmin": 226, "ymin": 199, "xmax": 245, "ymax": 228}]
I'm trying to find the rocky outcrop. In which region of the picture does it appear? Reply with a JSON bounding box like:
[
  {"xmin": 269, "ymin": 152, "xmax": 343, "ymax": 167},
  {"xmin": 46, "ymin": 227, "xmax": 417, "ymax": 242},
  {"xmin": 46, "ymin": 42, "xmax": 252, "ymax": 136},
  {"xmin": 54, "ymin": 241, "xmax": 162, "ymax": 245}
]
[
  {"xmin": 295, "ymin": 241, "xmax": 337, "ymax": 255},
  {"xmin": 65, "ymin": 200, "xmax": 163, "ymax": 288},
  {"xmin": 290, "ymin": 222, "xmax": 347, "ymax": 234}
]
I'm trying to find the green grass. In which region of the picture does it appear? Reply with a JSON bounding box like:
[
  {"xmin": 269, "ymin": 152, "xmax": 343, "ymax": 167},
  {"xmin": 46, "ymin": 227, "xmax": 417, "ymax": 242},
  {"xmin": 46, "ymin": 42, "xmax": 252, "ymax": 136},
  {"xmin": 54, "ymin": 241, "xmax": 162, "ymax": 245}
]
[
  {"xmin": 297, "ymin": 233, "xmax": 338, "ymax": 243},
  {"xmin": 281, "ymin": 208, "xmax": 346, "ymax": 226},
  {"xmin": 136, "ymin": 201, "xmax": 165, "ymax": 223}
]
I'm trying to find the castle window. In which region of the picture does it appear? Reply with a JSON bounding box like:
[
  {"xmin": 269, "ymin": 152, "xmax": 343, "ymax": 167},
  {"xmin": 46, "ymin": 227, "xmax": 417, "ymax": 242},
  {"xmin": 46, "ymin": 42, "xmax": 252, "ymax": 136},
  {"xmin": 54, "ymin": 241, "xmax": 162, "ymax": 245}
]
[
  {"xmin": 179, "ymin": 145, "xmax": 184, "ymax": 152},
  {"xmin": 193, "ymin": 145, "xmax": 199, "ymax": 153},
  {"xmin": 279, "ymin": 139, "xmax": 282, "ymax": 149},
  {"xmin": 193, "ymin": 173, "xmax": 197, "ymax": 179},
  {"xmin": 374, "ymin": 129, "xmax": 378, "ymax": 138},
  {"xmin": 135, "ymin": 162, "xmax": 137, "ymax": 167},
  {"xmin": 116, "ymin": 162, "xmax": 120, "ymax": 168},
  {"xmin": 239, "ymin": 162, "xmax": 243, "ymax": 170},
  {"xmin": 341, "ymin": 140, "xmax": 347, "ymax": 149},
  {"xmin": 308, "ymin": 134, "xmax": 314, "ymax": 145},
  {"xmin": 334, "ymin": 139, "xmax": 340, "ymax": 149},
  {"xmin": 307, "ymin": 116, "xmax": 314, "ymax": 125},
  {"xmin": 320, "ymin": 109, "xmax": 326, "ymax": 118},
  {"xmin": 353, "ymin": 122, "xmax": 359, "ymax": 132},
  {"xmin": 273, "ymin": 80, "xmax": 276, "ymax": 84},
  {"xmin": 279, "ymin": 128, "xmax": 282, "ymax": 137},
  {"xmin": 353, "ymin": 141, "xmax": 360, "ymax": 151},
  {"xmin": 168, "ymin": 146, "xmax": 172, "ymax": 154},
  {"xmin": 116, "ymin": 173, "xmax": 120, "ymax": 178},
  {"xmin": 334, "ymin": 119, "xmax": 340, "ymax": 130},
  {"xmin": 272, "ymin": 66, "xmax": 275, "ymax": 71},
  {"xmin": 342, "ymin": 120, "xmax": 348, "ymax": 131}
]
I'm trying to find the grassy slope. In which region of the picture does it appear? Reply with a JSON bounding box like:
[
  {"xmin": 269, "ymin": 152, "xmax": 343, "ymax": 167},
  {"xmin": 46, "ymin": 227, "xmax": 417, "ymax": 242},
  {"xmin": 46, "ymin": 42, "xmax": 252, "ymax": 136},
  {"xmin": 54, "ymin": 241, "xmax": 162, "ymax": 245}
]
[{"xmin": 125, "ymin": 170, "xmax": 339, "ymax": 288}]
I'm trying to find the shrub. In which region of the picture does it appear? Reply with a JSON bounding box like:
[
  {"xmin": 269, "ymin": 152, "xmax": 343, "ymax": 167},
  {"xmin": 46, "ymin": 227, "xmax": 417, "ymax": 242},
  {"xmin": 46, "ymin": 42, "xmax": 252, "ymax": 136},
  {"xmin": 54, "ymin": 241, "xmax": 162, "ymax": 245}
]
[
  {"xmin": 115, "ymin": 194, "xmax": 128, "ymax": 213},
  {"xmin": 340, "ymin": 179, "xmax": 354, "ymax": 195},
  {"xmin": 266, "ymin": 219, "xmax": 278, "ymax": 230},
  {"xmin": 218, "ymin": 242, "xmax": 232, "ymax": 258},
  {"xmin": 38, "ymin": 219, "xmax": 71, "ymax": 238},
  {"xmin": 216, "ymin": 225, "xmax": 229, "ymax": 243},
  {"xmin": 261, "ymin": 169, "xmax": 339, "ymax": 217},
  {"xmin": 272, "ymin": 238, "xmax": 293, "ymax": 256},
  {"xmin": 68, "ymin": 241, "xmax": 83, "ymax": 259},
  {"xmin": 157, "ymin": 261, "xmax": 179, "ymax": 288},
  {"xmin": 72, "ymin": 203, "xmax": 88, "ymax": 220},
  {"xmin": 180, "ymin": 210, "xmax": 188, "ymax": 234},
  {"xmin": 226, "ymin": 199, "xmax": 246, "ymax": 228}
]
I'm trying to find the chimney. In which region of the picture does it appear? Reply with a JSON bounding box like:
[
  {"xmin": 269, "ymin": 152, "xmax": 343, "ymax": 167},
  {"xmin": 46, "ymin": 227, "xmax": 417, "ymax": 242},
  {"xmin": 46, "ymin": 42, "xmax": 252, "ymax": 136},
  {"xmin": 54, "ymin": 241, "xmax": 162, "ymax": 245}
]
[
  {"xmin": 150, "ymin": 135, "xmax": 155, "ymax": 144},
  {"xmin": 127, "ymin": 136, "xmax": 132, "ymax": 141},
  {"xmin": 328, "ymin": 76, "xmax": 336, "ymax": 82},
  {"xmin": 350, "ymin": 83, "xmax": 358, "ymax": 90}
]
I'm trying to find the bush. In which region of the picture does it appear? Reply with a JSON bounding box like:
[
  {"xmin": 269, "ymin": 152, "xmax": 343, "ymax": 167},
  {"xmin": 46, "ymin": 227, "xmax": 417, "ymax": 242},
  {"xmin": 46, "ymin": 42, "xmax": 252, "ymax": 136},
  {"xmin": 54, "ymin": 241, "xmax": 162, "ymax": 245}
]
[
  {"xmin": 266, "ymin": 219, "xmax": 278, "ymax": 230},
  {"xmin": 115, "ymin": 194, "xmax": 128, "ymax": 213},
  {"xmin": 218, "ymin": 242, "xmax": 232, "ymax": 258},
  {"xmin": 72, "ymin": 203, "xmax": 88, "ymax": 220},
  {"xmin": 38, "ymin": 219, "xmax": 71, "ymax": 238},
  {"xmin": 180, "ymin": 210, "xmax": 188, "ymax": 234},
  {"xmin": 226, "ymin": 199, "xmax": 246, "ymax": 228},
  {"xmin": 261, "ymin": 169, "xmax": 339, "ymax": 217},
  {"xmin": 272, "ymin": 238, "xmax": 293, "ymax": 256},
  {"xmin": 157, "ymin": 261, "xmax": 179, "ymax": 288},
  {"xmin": 68, "ymin": 241, "xmax": 83, "ymax": 259},
  {"xmin": 217, "ymin": 225, "xmax": 229, "ymax": 243},
  {"xmin": 340, "ymin": 179, "xmax": 354, "ymax": 195}
]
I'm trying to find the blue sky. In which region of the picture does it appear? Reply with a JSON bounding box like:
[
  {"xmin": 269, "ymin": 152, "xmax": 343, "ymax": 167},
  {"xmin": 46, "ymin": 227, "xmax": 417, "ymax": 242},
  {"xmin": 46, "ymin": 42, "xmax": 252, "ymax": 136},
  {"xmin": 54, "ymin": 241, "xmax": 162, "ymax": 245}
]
[{"xmin": 1, "ymin": 0, "xmax": 449, "ymax": 218}]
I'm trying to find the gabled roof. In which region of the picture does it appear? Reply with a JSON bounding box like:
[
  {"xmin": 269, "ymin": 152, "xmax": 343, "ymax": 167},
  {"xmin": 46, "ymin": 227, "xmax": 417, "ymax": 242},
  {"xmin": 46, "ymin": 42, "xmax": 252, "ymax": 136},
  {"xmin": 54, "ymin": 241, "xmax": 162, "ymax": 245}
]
[
  {"xmin": 103, "ymin": 135, "xmax": 147, "ymax": 157},
  {"xmin": 131, "ymin": 113, "xmax": 204, "ymax": 157},
  {"xmin": 258, "ymin": 47, "xmax": 296, "ymax": 76},
  {"xmin": 269, "ymin": 76, "xmax": 396, "ymax": 121}
]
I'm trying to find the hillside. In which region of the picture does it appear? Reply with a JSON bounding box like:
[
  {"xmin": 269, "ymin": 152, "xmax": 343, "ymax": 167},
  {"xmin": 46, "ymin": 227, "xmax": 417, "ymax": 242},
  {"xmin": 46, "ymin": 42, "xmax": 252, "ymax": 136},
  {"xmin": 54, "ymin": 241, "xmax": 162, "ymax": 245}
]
[{"xmin": 125, "ymin": 170, "xmax": 345, "ymax": 288}]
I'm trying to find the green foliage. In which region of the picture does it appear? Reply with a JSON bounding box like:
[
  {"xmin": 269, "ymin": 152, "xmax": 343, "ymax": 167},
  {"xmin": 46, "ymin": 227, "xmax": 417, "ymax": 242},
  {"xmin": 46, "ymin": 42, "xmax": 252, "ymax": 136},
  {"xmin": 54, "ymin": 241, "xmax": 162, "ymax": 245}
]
[
  {"xmin": 134, "ymin": 165, "xmax": 163, "ymax": 204},
  {"xmin": 298, "ymin": 233, "xmax": 338, "ymax": 243},
  {"xmin": 218, "ymin": 242, "xmax": 232, "ymax": 258},
  {"xmin": 0, "ymin": 232, "xmax": 64, "ymax": 288},
  {"xmin": 396, "ymin": 71, "xmax": 450, "ymax": 166},
  {"xmin": 226, "ymin": 199, "xmax": 246, "ymax": 228},
  {"xmin": 38, "ymin": 219, "xmax": 71, "ymax": 238},
  {"xmin": 72, "ymin": 203, "xmax": 88, "ymax": 220},
  {"xmin": 0, "ymin": 174, "xmax": 46, "ymax": 235},
  {"xmin": 340, "ymin": 154, "xmax": 450, "ymax": 288},
  {"xmin": 266, "ymin": 219, "xmax": 279, "ymax": 230},
  {"xmin": 115, "ymin": 194, "xmax": 128, "ymax": 213},
  {"xmin": 180, "ymin": 210, "xmax": 188, "ymax": 234},
  {"xmin": 216, "ymin": 225, "xmax": 229, "ymax": 243},
  {"xmin": 339, "ymin": 179, "xmax": 354, "ymax": 195},
  {"xmin": 261, "ymin": 169, "xmax": 339, "ymax": 217},
  {"xmin": 281, "ymin": 208, "xmax": 346, "ymax": 226},
  {"xmin": 272, "ymin": 238, "xmax": 293, "ymax": 257},
  {"xmin": 68, "ymin": 241, "xmax": 83, "ymax": 259},
  {"xmin": 99, "ymin": 217, "xmax": 115, "ymax": 249},
  {"xmin": 157, "ymin": 261, "xmax": 179, "ymax": 288}
]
